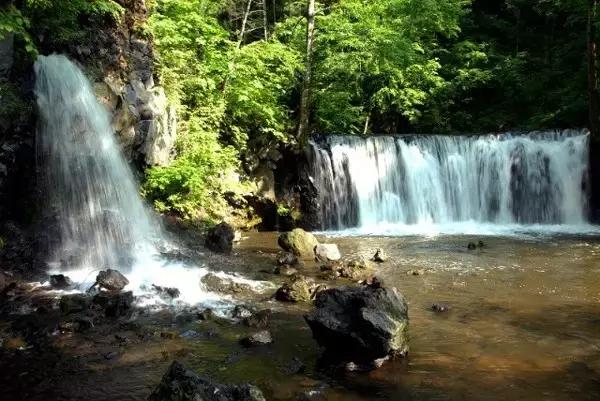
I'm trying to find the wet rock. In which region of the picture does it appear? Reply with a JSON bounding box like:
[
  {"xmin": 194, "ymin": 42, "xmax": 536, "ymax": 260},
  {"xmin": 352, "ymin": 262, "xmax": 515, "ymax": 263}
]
[
  {"xmin": 240, "ymin": 330, "xmax": 273, "ymax": 347},
  {"xmin": 0, "ymin": 270, "xmax": 10, "ymax": 292},
  {"xmin": 160, "ymin": 331, "xmax": 179, "ymax": 339},
  {"xmin": 339, "ymin": 257, "xmax": 376, "ymax": 281},
  {"xmin": 278, "ymin": 229, "xmax": 319, "ymax": 258},
  {"xmin": 93, "ymin": 269, "xmax": 129, "ymax": 292},
  {"xmin": 205, "ymin": 222, "xmax": 235, "ymax": 254},
  {"xmin": 314, "ymin": 244, "xmax": 341, "ymax": 262},
  {"xmin": 304, "ymin": 283, "xmax": 409, "ymax": 366},
  {"xmin": 149, "ymin": 361, "xmax": 266, "ymax": 401},
  {"xmin": 406, "ymin": 269, "xmax": 425, "ymax": 276},
  {"xmin": 273, "ymin": 265, "xmax": 298, "ymax": 276},
  {"xmin": 201, "ymin": 273, "xmax": 253, "ymax": 296},
  {"xmin": 175, "ymin": 310, "xmax": 197, "ymax": 325},
  {"xmin": 431, "ymin": 303, "xmax": 450, "ymax": 313},
  {"xmin": 151, "ymin": 284, "xmax": 180, "ymax": 299},
  {"xmin": 232, "ymin": 305, "xmax": 253, "ymax": 319},
  {"xmin": 59, "ymin": 315, "xmax": 94, "ymax": 333},
  {"xmin": 242, "ymin": 309, "xmax": 271, "ymax": 329},
  {"xmin": 285, "ymin": 356, "xmax": 306, "ymax": 374},
  {"xmin": 93, "ymin": 291, "xmax": 133, "ymax": 317},
  {"xmin": 274, "ymin": 276, "xmax": 315, "ymax": 303},
  {"xmin": 372, "ymin": 248, "xmax": 388, "ymax": 263},
  {"xmin": 197, "ymin": 308, "xmax": 214, "ymax": 321},
  {"xmin": 180, "ymin": 330, "xmax": 202, "ymax": 340},
  {"xmin": 49, "ymin": 274, "xmax": 73, "ymax": 289},
  {"xmin": 60, "ymin": 294, "xmax": 91, "ymax": 315},
  {"xmin": 277, "ymin": 252, "xmax": 299, "ymax": 266}
]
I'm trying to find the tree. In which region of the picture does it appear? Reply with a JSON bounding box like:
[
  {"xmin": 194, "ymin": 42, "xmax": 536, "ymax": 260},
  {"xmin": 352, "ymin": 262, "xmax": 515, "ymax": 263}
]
[{"xmin": 297, "ymin": 0, "xmax": 315, "ymax": 145}]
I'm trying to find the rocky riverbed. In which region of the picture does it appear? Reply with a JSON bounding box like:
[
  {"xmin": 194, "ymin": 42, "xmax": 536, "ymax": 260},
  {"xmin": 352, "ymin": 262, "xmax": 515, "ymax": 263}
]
[{"xmin": 1, "ymin": 231, "xmax": 600, "ymax": 400}]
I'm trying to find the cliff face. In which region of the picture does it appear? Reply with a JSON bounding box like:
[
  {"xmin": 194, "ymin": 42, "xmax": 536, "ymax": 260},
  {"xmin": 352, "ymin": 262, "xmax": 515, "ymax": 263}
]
[{"xmin": 0, "ymin": 0, "xmax": 175, "ymax": 275}]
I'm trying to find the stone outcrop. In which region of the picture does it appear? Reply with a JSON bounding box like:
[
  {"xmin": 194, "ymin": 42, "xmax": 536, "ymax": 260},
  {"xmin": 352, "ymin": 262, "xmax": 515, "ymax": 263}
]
[
  {"xmin": 149, "ymin": 361, "xmax": 266, "ymax": 401},
  {"xmin": 205, "ymin": 222, "xmax": 235, "ymax": 254},
  {"xmin": 304, "ymin": 283, "xmax": 409, "ymax": 366}
]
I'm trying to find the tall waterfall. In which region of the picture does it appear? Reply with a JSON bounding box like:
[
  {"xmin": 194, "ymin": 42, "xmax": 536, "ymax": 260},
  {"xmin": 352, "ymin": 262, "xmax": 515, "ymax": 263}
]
[
  {"xmin": 35, "ymin": 54, "xmax": 160, "ymax": 270},
  {"xmin": 308, "ymin": 130, "xmax": 590, "ymax": 232},
  {"xmin": 34, "ymin": 54, "xmax": 269, "ymax": 307}
]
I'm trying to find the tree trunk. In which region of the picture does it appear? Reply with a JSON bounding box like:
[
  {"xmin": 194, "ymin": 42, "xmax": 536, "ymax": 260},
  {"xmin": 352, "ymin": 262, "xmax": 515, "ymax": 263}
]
[
  {"xmin": 237, "ymin": 0, "xmax": 253, "ymax": 50},
  {"xmin": 262, "ymin": 0, "xmax": 269, "ymax": 40},
  {"xmin": 297, "ymin": 0, "xmax": 316, "ymax": 146},
  {"xmin": 588, "ymin": 0, "xmax": 600, "ymax": 139}
]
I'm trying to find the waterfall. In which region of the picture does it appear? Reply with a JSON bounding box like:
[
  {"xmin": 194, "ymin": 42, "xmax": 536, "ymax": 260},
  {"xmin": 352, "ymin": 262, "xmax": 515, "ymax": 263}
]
[
  {"xmin": 308, "ymin": 130, "xmax": 590, "ymax": 232},
  {"xmin": 35, "ymin": 54, "xmax": 160, "ymax": 270},
  {"xmin": 34, "ymin": 55, "xmax": 268, "ymax": 307}
]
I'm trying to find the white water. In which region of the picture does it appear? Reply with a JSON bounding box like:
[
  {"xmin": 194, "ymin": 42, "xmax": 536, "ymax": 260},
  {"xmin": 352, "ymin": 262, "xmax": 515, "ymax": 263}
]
[
  {"xmin": 35, "ymin": 55, "xmax": 267, "ymax": 309},
  {"xmin": 309, "ymin": 130, "xmax": 594, "ymax": 235}
]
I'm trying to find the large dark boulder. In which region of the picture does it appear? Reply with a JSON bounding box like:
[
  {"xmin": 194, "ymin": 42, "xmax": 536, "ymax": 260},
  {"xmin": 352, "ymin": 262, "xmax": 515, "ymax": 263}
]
[
  {"xmin": 304, "ymin": 284, "xmax": 409, "ymax": 366},
  {"xmin": 148, "ymin": 361, "xmax": 266, "ymax": 401},
  {"xmin": 93, "ymin": 291, "xmax": 133, "ymax": 317},
  {"xmin": 205, "ymin": 222, "xmax": 235, "ymax": 254}
]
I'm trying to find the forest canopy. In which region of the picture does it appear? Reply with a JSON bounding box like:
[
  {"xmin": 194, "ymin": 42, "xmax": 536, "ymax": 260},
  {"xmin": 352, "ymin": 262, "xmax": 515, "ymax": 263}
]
[{"xmin": 2, "ymin": 0, "xmax": 598, "ymax": 220}]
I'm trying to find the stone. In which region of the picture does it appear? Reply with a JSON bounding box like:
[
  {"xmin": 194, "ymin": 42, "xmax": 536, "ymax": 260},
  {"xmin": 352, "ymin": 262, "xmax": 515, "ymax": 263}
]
[
  {"xmin": 50, "ymin": 274, "xmax": 73, "ymax": 289},
  {"xmin": 372, "ymin": 248, "xmax": 387, "ymax": 263},
  {"xmin": 59, "ymin": 294, "xmax": 91, "ymax": 315},
  {"xmin": 314, "ymin": 244, "xmax": 341, "ymax": 262},
  {"xmin": 148, "ymin": 361, "xmax": 266, "ymax": 401},
  {"xmin": 197, "ymin": 308, "xmax": 214, "ymax": 321},
  {"xmin": 205, "ymin": 222, "xmax": 235, "ymax": 254},
  {"xmin": 304, "ymin": 284, "xmax": 409, "ymax": 366},
  {"xmin": 277, "ymin": 252, "xmax": 299, "ymax": 266},
  {"xmin": 431, "ymin": 303, "xmax": 450, "ymax": 313},
  {"xmin": 273, "ymin": 266, "xmax": 298, "ymax": 276},
  {"xmin": 232, "ymin": 305, "xmax": 253, "ymax": 319},
  {"xmin": 201, "ymin": 273, "xmax": 253, "ymax": 296},
  {"xmin": 151, "ymin": 284, "xmax": 180, "ymax": 299},
  {"xmin": 274, "ymin": 276, "xmax": 314, "ymax": 303},
  {"xmin": 278, "ymin": 229, "xmax": 319, "ymax": 258},
  {"xmin": 92, "ymin": 291, "xmax": 134, "ymax": 317},
  {"xmin": 240, "ymin": 330, "xmax": 273, "ymax": 347},
  {"xmin": 339, "ymin": 257, "xmax": 376, "ymax": 281},
  {"xmin": 406, "ymin": 269, "xmax": 426, "ymax": 276},
  {"xmin": 242, "ymin": 309, "xmax": 271, "ymax": 329},
  {"xmin": 94, "ymin": 269, "xmax": 129, "ymax": 292}
]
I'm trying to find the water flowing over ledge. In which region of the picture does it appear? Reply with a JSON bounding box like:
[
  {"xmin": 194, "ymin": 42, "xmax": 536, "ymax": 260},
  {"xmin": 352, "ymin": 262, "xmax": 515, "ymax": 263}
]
[
  {"xmin": 34, "ymin": 54, "xmax": 268, "ymax": 309},
  {"xmin": 308, "ymin": 130, "xmax": 594, "ymax": 235}
]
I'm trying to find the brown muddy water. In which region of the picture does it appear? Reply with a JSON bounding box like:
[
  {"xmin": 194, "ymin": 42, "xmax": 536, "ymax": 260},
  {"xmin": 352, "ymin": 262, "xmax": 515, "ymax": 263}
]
[{"xmin": 2, "ymin": 232, "xmax": 600, "ymax": 401}]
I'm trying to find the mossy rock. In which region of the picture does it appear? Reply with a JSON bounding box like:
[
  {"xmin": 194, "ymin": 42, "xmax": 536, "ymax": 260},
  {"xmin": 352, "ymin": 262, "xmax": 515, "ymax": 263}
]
[{"xmin": 277, "ymin": 228, "xmax": 319, "ymax": 258}]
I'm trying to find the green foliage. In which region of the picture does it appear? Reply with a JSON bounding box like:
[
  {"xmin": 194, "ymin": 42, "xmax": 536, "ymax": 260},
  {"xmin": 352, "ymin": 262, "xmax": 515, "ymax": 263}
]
[{"xmin": 0, "ymin": 5, "xmax": 36, "ymax": 56}]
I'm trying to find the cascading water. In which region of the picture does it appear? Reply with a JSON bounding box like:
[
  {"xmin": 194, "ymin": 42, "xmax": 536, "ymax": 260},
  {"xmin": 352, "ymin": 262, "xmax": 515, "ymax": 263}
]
[
  {"xmin": 309, "ymin": 130, "xmax": 592, "ymax": 234},
  {"xmin": 34, "ymin": 54, "xmax": 268, "ymax": 306}
]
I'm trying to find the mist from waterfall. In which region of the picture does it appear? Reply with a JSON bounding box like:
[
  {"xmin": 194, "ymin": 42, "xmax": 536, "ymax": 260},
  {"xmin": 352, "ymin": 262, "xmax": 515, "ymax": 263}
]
[
  {"xmin": 34, "ymin": 54, "xmax": 268, "ymax": 307},
  {"xmin": 308, "ymin": 130, "xmax": 592, "ymax": 235}
]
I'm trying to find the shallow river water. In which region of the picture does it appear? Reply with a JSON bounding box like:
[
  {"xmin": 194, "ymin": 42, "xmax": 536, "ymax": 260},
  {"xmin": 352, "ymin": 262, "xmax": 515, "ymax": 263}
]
[{"xmin": 3, "ymin": 232, "xmax": 600, "ymax": 401}]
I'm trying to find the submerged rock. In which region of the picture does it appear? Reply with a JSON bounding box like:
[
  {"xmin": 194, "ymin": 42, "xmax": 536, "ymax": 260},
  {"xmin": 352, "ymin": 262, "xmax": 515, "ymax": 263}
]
[
  {"xmin": 201, "ymin": 273, "xmax": 253, "ymax": 296},
  {"xmin": 339, "ymin": 257, "xmax": 375, "ymax": 281},
  {"xmin": 304, "ymin": 283, "xmax": 409, "ymax": 366},
  {"xmin": 276, "ymin": 252, "xmax": 299, "ymax": 266},
  {"xmin": 314, "ymin": 244, "xmax": 341, "ymax": 262},
  {"xmin": 278, "ymin": 229, "xmax": 319, "ymax": 258},
  {"xmin": 273, "ymin": 265, "xmax": 298, "ymax": 276},
  {"xmin": 151, "ymin": 284, "xmax": 180, "ymax": 299},
  {"xmin": 50, "ymin": 274, "xmax": 73, "ymax": 289},
  {"xmin": 240, "ymin": 330, "xmax": 273, "ymax": 347},
  {"xmin": 372, "ymin": 248, "xmax": 388, "ymax": 263},
  {"xmin": 232, "ymin": 305, "xmax": 253, "ymax": 319},
  {"xmin": 274, "ymin": 275, "xmax": 316, "ymax": 303},
  {"xmin": 205, "ymin": 222, "xmax": 235, "ymax": 253},
  {"xmin": 148, "ymin": 361, "xmax": 266, "ymax": 401},
  {"xmin": 93, "ymin": 269, "xmax": 129, "ymax": 292},
  {"xmin": 431, "ymin": 303, "xmax": 450, "ymax": 313},
  {"xmin": 242, "ymin": 309, "xmax": 271, "ymax": 329}
]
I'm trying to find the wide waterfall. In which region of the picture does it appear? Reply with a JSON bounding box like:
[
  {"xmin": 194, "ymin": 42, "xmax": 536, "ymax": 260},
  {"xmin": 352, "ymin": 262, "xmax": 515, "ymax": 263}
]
[
  {"xmin": 34, "ymin": 54, "xmax": 267, "ymax": 306},
  {"xmin": 308, "ymin": 130, "xmax": 591, "ymax": 234}
]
